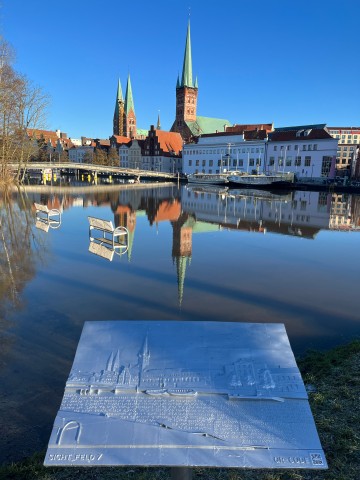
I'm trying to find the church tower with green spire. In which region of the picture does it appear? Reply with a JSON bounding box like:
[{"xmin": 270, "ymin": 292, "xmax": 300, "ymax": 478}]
[
  {"xmin": 124, "ymin": 74, "xmax": 137, "ymax": 138},
  {"xmin": 171, "ymin": 21, "xmax": 198, "ymax": 140},
  {"xmin": 113, "ymin": 78, "xmax": 125, "ymax": 136}
]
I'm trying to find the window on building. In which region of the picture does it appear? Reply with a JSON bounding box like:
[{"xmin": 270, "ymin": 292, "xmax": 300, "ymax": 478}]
[
  {"xmin": 305, "ymin": 156, "xmax": 311, "ymax": 167},
  {"xmin": 269, "ymin": 157, "xmax": 275, "ymax": 166},
  {"xmin": 314, "ymin": 144, "xmax": 317, "ymax": 150},
  {"xmin": 295, "ymin": 156, "xmax": 301, "ymax": 166},
  {"xmin": 256, "ymin": 159, "xmax": 261, "ymax": 166},
  {"xmin": 321, "ymin": 156, "xmax": 332, "ymax": 176},
  {"xmin": 209, "ymin": 160, "xmax": 213, "ymax": 166},
  {"xmin": 302, "ymin": 145, "xmax": 306, "ymax": 150},
  {"xmin": 278, "ymin": 157, "xmax": 283, "ymax": 166},
  {"xmin": 249, "ymin": 158, "xmax": 254, "ymax": 166},
  {"xmin": 286, "ymin": 157, "xmax": 292, "ymax": 166},
  {"xmin": 218, "ymin": 159, "xmax": 221, "ymax": 166},
  {"xmin": 274, "ymin": 146, "xmax": 277, "ymax": 151},
  {"xmin": 196, "ymin": 160, "xmax": 199, "ymax": 166},
  {"xmin": 188, "ymin": 160, "xmax": 192, "ymax": 166},
  {"xmin": 202, "ymin": 160, "xmax": 206, "ymax": 166},
  {"xmin": 239, "ymin": 159, "xmax": 243, "ymax": 166}
]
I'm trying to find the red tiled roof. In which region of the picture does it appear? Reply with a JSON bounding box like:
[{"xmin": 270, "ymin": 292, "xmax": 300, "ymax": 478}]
[
  {"xmin": 327, "ymin": 126, "xmax": 360, "ymax": 130},
  {"xmin": 59, "ymin": 138, "xmax": 74, "ymax": 149},
  {"xmin": 226, "ymin": 123, "xmax": 273, "ymax": 133},
  {"xmin": 27, "ymin": 129, "xmax": 59, "ymax": 147},
  {"xmin": 112, "ymin": 135, "xmax": 132, "ymax": 144},
  {"xmin": 154, "ymin": 130, "xmax": 183, "ymax": 154},
  {"xmin": 96, "ymin": 139, "xmax": 110, "ymax": 146},
  {"xmin": 244, "ymin": 129, "xmax": 268, "ymax": 140},
  {"xmin": 194, "ymin": 129, "xmax": 267, "ymax": 140},
  {"xmin": 269, "ymin": 129, "xmax": 333, "ymax": 142}
]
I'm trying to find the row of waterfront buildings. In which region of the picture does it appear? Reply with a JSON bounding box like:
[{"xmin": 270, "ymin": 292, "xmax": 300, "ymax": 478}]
[{"xmin": 27, "ymin": 22, "xmax": 360, "ymax": 180}]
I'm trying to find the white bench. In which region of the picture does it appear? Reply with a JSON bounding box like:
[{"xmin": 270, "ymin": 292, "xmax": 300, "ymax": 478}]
[
  {"xmin": 34, "ymin": 202, "xmax": 61, "ymax": 225},
  {"xmin": 88, "ymin": 216, "xmax": 128, "ymax": 250}
]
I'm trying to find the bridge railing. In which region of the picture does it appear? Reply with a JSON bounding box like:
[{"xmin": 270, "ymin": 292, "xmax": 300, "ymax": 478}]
[{"xmin": 10, "ymin": 161, "xmax": 178, "ymax": 178}]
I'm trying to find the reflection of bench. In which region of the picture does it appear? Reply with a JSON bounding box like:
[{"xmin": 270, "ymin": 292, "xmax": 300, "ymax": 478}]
[
  {"xmin": 88, "ymin": 216, "xmax": 128, "ymax": 250},
  {"xmin": 88, "ymin": 241, "xmax": 128, "ymax": 261},
  {"xmin": 34, "ymin": 203, "xmax": 61, "ymax": 227}
]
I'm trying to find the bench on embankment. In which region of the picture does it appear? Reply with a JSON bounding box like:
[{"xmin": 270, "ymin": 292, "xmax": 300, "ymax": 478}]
[{"xmin": 88, "ymin": 216, "xmax": 128, "ymax": 250}]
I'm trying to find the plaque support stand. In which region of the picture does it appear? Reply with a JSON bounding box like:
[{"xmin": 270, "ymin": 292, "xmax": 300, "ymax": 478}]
[{"xmin": 171, "ymin": 467, "xmax": 193, "ymax": 479}]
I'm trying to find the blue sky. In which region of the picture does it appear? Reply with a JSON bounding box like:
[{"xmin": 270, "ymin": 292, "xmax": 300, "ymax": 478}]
[{"xmin": 2, "ymin": 0, "xmax": 359, "ymax": 139}]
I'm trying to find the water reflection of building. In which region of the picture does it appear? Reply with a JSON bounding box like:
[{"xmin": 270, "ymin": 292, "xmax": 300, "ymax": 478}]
[
  {"xmin": 329, "ymin": 193, "xmax": 360, "ymax": 231},
  {"xmin": 181, "ymin": 186, "xmax": 333, "ymax": 239}
]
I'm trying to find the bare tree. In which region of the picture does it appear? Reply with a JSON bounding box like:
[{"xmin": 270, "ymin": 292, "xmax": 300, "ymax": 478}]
[
  {"xmin": 93, "ymin": 148, "xmax": 108, "ymax": 166},
  {"xmin": 0, "ymin": 36, "xmax": 49, "ymax": 185},
  {"xmin": 107, "ymin": 147, "xmax": 119, "ymax": 167},
  {"xmin": 14, "ymin": 77, "xmax": 50, "ymax": 182}
]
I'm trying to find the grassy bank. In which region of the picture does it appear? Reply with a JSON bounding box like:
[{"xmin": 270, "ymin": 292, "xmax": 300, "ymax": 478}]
[{"xmin": 1, "ymin": 341, "xmax": 359, "ymax": 480}]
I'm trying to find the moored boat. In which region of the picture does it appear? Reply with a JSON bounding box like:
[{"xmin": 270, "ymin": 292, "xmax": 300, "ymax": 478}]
[
  {"xmin": 227, "ymin": 188, "xmax": 293, "ymax": 201},
  {"xmin": 228, "ymin": 171, "xmax": 294, "ymax": 187},
  {"xmin": 186, "ymin": 173, "xmax": 229, "ymax": 185}
]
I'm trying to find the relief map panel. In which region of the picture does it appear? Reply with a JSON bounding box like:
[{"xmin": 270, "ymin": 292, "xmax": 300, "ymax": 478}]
[{"xmin": 44, "ymin": 321, "xmax": 327, "ymax": 469}]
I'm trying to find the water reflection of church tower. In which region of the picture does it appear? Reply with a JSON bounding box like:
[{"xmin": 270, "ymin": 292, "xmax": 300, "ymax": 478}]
[
  {"xmin": 171, "ymin": 212, "xmax": 193, "ymax": 306},
  {"xmin": 114, "ymin": 205, "xmax": 136, "ymax": 260}
]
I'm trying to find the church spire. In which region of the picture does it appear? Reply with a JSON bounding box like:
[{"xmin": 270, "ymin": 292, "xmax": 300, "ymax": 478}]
[
  {"xmin": 124, "ymin": 74, "xmax": 136, "ymax": 138},
  {"xmin": 116, "ymin": 78, "xmax": 123, "ymax": 103},
  {"xmin": 157, "ymin": 111, "xmax": 161, "ymax": 130},
  {"xmin": 125, "ymin": 74, "xmax": 135, "ymax": 115},
  {"xmin": 113, "ymin": 78, "xmax": 125, "ymax": 136},
  {"xmin": 181, "ymin": 21, "xmax": 193, "ymax": 87}
]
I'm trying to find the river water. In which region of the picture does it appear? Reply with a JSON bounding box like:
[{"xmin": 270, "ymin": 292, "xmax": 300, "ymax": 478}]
[{"xmin": 0, "ymin": 182, "xmax": 359, "ymax": 463}]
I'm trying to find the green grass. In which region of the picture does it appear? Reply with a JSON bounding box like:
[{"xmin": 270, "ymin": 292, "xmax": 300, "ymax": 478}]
[{"xmin": 1, "ymin": 340, "xmax": 359, "ymax": 480}]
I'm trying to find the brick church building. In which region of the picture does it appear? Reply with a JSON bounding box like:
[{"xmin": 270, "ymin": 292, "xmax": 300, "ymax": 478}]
[{"xmin": 170, "ymin": 21, "xmax": 231, "ymax": 141}]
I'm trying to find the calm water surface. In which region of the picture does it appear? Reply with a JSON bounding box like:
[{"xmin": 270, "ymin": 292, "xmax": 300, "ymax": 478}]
[{"xmin": 0, "ymin": 183, "xmax": 359, "ymax": 463}]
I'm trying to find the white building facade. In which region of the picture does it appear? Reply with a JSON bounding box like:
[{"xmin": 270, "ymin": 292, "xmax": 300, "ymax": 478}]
[
  {"xmin": 68, "ymin": 146, "xmax": 94, "ymax": 163},
  {"xmin": 182, "ymin": 133, "xmax": 267, "ymax": 175},
  {"xmin": 266, "ymin": 126, "xmax": 337, "ymax": 180},
  {"xmin": 119, "ymin": 140, "xmax": 142, "ymax": 169}
]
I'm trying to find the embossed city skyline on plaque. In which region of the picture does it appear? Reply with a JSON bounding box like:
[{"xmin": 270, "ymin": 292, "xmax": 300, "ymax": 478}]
[{"xmin": 44, "ymin": 321, "xmax": 327, "ymax": 469}]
